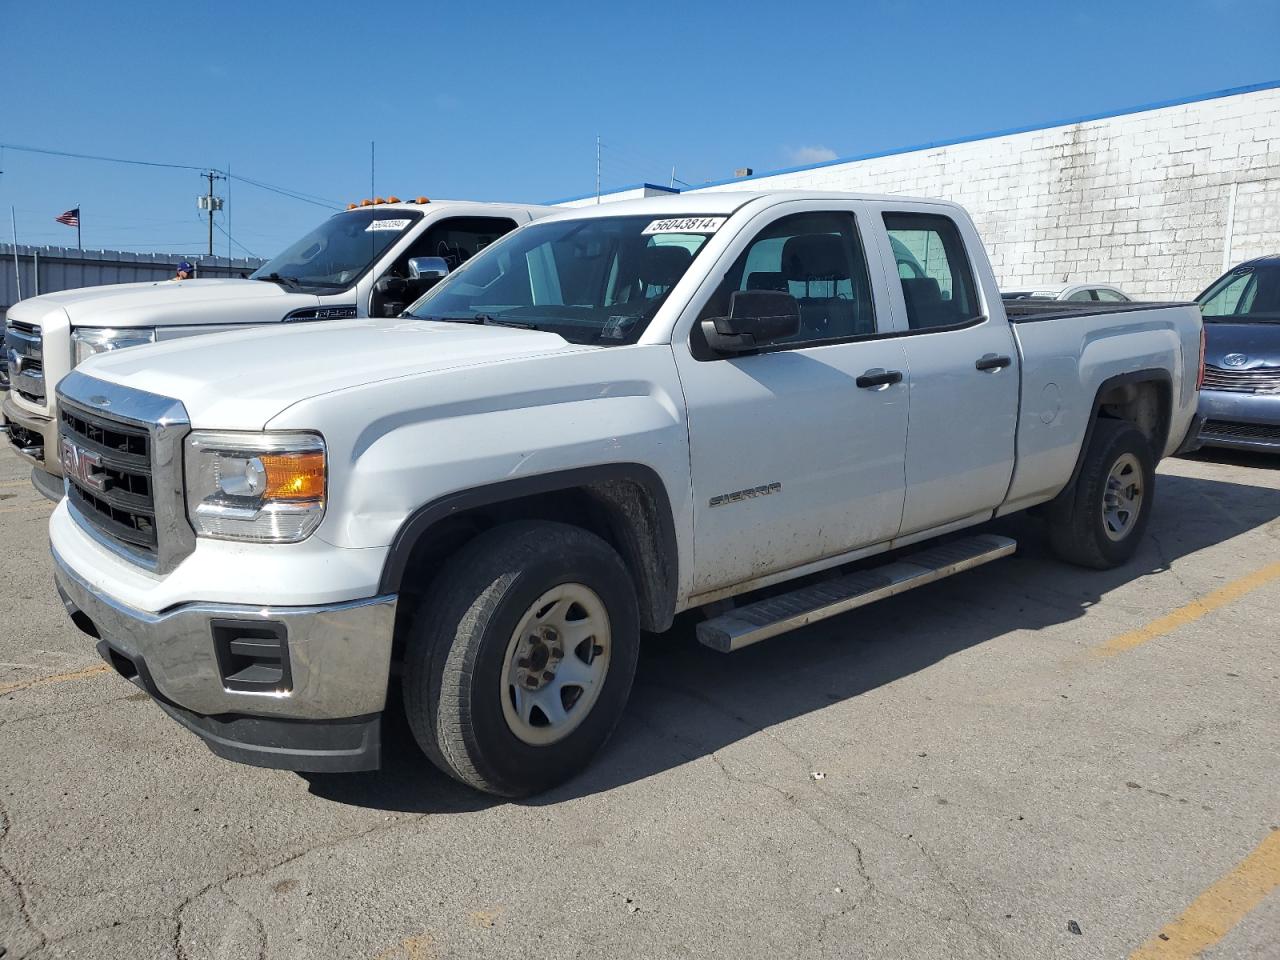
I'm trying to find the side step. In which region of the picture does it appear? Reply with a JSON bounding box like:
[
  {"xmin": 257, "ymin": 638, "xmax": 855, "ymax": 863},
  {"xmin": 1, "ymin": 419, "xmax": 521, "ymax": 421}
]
[{"xmin": 696, "ymin": 534, "xmax": 1016, "ymax": 652}]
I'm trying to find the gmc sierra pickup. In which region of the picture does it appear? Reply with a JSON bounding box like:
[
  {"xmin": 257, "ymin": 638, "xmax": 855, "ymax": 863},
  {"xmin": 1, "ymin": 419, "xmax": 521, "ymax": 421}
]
[
  {"xmin": 49, "ymin": 192, "xmax": 1203, "ymax": 796},
  {"xmin": 4, "ymin": 198, "xmax": 550, "ymax": 498}
]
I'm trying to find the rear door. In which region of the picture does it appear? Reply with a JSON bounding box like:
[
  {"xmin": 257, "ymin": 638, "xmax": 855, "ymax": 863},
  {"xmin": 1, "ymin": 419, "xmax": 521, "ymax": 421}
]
[
  {"xmin": 876, "ymin": 209, "xmax": 1019, "ymax": 535},
  {"xmin": 674, "ymin": 203, "xmax": 910, "ymax": 595}
]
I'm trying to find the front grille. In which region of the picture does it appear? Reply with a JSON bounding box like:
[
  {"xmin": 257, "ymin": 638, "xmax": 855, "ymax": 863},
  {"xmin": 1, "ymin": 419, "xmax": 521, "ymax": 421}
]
[
  {"xmin": 1202, "ymin": 364, "xmax": 1280, "ymax": 394},
  {"xmin": 60, "ymin": 406, "xmax": 158, "ymax": 555},
  {"xmin": 4, "ymin": 320, "xmax": 45, "ymax": 405},
  {"xmin": 56, "ymin": 371, "xmax": 195, "ymax": 574},
  {"xmin": 1201, "ymin": 420, "xmax": 1280, "ymax": 444}
]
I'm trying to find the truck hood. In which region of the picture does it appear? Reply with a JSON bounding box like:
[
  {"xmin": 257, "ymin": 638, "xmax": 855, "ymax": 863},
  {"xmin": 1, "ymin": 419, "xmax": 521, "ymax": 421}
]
[
  {"xmin": 73, "ymin": 317, "xmax": 588, "ymax": 428},
  {"xmin": 1203, "ymin": 320, "xmax": 1280, "ymax": 367},
  {"xmin": 8, "ymin": 278, "xmax": 319, "ymax": 330}
]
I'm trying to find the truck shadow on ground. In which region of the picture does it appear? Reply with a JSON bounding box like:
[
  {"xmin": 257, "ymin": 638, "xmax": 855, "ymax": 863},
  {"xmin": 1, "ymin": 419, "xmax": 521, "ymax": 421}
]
[{"xmin": 302, "ymin": 468, "xmax": 1280, "ymax": 812}]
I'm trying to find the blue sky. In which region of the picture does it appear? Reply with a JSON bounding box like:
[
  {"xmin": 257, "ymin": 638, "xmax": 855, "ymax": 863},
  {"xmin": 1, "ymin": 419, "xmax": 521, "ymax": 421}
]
[{"xmin": 3, "ymin": 0, "xmax": 1278, "ymax": 259}]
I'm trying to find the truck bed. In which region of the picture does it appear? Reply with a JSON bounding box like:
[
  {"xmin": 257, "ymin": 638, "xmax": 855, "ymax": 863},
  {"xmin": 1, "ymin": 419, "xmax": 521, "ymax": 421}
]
[
  {"xmin": 1003, "ymin": 300, "xmax": 1199, "ymax": 323},
  {"xmin": 999, "ymin": 299, "xmax": 1202, "ymax": 515}
]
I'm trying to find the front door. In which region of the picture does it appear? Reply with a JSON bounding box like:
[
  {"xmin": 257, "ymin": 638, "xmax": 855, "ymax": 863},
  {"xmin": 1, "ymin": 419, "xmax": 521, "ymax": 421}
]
[{"xmin": 675, "ymin": 208, "xmax": 910, "ymax": 595}]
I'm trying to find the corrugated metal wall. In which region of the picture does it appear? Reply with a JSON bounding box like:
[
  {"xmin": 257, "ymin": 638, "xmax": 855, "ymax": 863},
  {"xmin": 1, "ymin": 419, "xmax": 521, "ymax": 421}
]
[{"xmin": 0, "ymin": 245, "xmax": 263, "ymax": 319}]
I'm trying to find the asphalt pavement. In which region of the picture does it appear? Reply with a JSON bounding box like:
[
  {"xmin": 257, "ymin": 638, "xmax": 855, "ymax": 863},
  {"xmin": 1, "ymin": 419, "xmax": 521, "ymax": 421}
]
[{"xmin": 1, "ymin": 443, "xmax": 1277, "ymax": 959}]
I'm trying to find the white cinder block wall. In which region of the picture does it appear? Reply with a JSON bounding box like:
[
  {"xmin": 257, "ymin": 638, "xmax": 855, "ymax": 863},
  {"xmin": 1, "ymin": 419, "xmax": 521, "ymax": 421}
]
[{"xmin": 601, "ymin": 85, "xmax": 1280, "ymax": 300}]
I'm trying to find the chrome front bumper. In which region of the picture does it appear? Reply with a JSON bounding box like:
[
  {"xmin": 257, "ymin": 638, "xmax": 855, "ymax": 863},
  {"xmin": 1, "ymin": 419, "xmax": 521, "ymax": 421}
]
[
  {"xmin": 52, "ymin": 545, "xmax": 396, "ymax": 727},
  {"xmin": 2, "ymin": 392, "xmax": 60, "ymax": 480}
]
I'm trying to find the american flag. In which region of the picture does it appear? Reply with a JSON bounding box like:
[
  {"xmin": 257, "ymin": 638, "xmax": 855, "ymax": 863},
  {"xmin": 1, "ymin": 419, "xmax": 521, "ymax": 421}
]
[{"xmin": 55, "ymin": 208, "xmax": 80, "ymax": 227}]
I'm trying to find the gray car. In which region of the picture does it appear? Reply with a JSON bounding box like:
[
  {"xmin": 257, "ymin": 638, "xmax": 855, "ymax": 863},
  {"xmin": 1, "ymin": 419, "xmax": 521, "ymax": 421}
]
[{"xmin": 1195, "ymin": 255, "xmax": 1280, "ymax": 452}]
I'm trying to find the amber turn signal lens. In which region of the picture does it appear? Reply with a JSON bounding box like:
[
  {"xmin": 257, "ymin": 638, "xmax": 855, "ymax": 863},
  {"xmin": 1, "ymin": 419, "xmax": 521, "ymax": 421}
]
[
  {"xmin": 347, "ymin": 203, "xmax": 358, "ymax": 210},
  {"xmin": 259, "ymin": 451, "xmax": 326, "ymax": 501},
  {"xmin": 360, "ymin": 199, "xmax": 373, "ymax": 206},
  {"xmin": 385, "ymin": 195, "xmax": 401, "ymax": 203},
  {"xmin": 415, "ymin": 196, "xmax": 430, "ymax": 204}
]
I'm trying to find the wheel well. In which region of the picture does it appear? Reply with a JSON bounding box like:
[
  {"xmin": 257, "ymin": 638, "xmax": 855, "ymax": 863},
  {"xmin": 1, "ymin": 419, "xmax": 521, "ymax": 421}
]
[
  {"xmin": 1095, "ymin": 377, "xmax": 1172, "ymax": 455},
  {"xmin": 386, "ymin": 475, "xmax": 678, "ymax": 661}
]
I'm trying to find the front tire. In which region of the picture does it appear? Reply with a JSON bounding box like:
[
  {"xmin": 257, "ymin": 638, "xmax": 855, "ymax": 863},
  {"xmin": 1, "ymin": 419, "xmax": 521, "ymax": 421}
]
[
  {"xmin": 1047, "ymin": 419, "xmax": 1155, "ymax": 569},
  {"xmin": 403, "ymin": 521, "xmax": 640, "ymax": 796}
]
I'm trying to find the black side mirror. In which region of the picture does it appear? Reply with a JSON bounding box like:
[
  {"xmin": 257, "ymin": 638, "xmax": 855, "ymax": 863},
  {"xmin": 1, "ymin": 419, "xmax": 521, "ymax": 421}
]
[
  {"xmin": 376, "ymin": 275, "xmax": 408, "ymax": 297},
  {"xmin": 701, "ymin": 290, "xmax": 801, "ymax": 353}
]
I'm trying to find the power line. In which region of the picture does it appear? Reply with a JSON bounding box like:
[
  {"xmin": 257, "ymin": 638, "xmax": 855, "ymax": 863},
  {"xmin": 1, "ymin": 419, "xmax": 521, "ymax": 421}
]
[
  {"xmin": 0, "ymin": 141, "xmax": 342, "ymax": 209},
  {"xmin": 225, "ymin": 172, "xmax": 339, "ymax": 209},
  {"xmin": 212, "ymin": 220, "xmax": 260, "ymax": 260},
  {"xmin": 0, "ymin": 141, "xmax": 206, "ymax": 172}
]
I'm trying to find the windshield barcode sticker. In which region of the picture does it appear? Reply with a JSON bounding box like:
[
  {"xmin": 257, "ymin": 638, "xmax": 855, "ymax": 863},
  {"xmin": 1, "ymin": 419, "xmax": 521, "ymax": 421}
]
[
  {"xmin": 642, "ymin": 217, "xmax": 726, "ymax": 236},
  {"xmin": 366, "ymin": 218, "xmax": 411, "ymax": 232}
]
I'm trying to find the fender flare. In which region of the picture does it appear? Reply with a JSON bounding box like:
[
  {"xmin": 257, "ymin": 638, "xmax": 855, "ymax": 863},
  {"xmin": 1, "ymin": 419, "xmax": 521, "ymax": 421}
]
[
  {"xmin": 377, "ymin": 463, "xmax": 680, "ymax": 630},
  {"xmin": 1062, "ymin": 368, "xmax": 1173, "ymax": 492}
]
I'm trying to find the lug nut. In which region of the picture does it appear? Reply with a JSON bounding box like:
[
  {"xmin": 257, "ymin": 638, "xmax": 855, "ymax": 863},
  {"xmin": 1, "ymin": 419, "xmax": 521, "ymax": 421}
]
[
  {"xmin": 542, "ymin": 671, "xmax": 555, "ymax": 681},
  {"xmin": 517, "ymin": 657, "xmax": 530, "ymax": 668}
]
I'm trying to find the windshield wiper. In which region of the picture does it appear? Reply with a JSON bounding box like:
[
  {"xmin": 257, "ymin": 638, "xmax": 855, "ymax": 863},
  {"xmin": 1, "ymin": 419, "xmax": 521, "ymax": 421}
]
[
  {"xmin": 475, "ymin": 313, "xmax": 537, "ymax": 329},
  {"xmin": 417, "ymin": 313, "xmax": 538, "ymax": 329},
  {"xmin": 255, "ymin": 272, "xmax": 302, "ymax": 289}
]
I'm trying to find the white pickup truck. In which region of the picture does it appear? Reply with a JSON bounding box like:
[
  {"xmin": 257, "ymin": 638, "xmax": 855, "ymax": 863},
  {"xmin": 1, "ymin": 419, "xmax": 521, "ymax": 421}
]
[
  {"xmin": 49, "ymin": 192, "xmax": 1203, "ymax": 796},
  {"xmin": 3, "ymin": 198, "xmax": 549, "ymax": 498}
]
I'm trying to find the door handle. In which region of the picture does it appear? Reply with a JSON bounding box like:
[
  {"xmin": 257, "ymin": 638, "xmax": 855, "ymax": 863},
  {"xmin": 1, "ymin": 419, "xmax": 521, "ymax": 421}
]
[
  {"xmin": 975, "ymin": 354, "xmax": 1013, "ymax": 372},
  {"xmin": 856, "ymin": 368, "xmax": 904, "ymax": 389}
]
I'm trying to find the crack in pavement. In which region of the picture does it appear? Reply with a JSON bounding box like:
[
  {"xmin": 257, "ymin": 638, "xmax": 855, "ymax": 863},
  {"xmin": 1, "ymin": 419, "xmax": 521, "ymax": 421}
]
[
  {"xmin": 0, "ymin": 800, "xmax": 49, "ymax": 960},
  {"xmin": 169, "ymin": 812, "xmax": 432, "ymax": 959},
  {"xmin": 631, "ymin": 693, "xmax": 1010, "ymax": 958}
]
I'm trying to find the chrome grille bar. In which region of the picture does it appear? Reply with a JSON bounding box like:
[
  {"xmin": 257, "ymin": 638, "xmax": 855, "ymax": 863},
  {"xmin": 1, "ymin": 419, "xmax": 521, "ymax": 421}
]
[
  {"xmin": 56, "ymin": 371, "xmax": 195, "ymax": 574},
  {"xmin": 1202, "ymin": 364, "xmax": 1280, "ymax": 394},
  {"xmin": 4, "ymin": 321, "xmax": 46, "ymax": 404}
]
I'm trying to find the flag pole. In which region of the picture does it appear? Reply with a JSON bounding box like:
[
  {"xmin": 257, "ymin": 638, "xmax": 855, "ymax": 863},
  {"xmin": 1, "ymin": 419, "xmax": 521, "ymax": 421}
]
[
  {"xmin": 77, "ymin": 202, "xmax": 82, "ymax": 251},
  {"xmin": 10, "ymin": 206, "xmax": 22, "ymax": 301}
]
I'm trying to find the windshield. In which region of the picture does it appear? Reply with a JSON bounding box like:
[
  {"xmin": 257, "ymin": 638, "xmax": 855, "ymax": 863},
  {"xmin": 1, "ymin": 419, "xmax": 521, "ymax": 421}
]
[
  {"xmin": 1197, "ymin": 263, "xmax": 1280, "ymax": 322},
  {"xmin": 250, "ymin": 208, "xmax": 423, "ymax": 292},
  {"xmin": 406, "ymin": 214, "xmax": 719, "ymax": 345}
]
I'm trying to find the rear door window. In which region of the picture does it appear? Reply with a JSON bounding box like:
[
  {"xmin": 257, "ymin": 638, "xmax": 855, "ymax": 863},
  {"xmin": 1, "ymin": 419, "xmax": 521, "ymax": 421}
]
[{"xmin": 882, "ymin": 213, "xmax": 981, "ymax": 330}]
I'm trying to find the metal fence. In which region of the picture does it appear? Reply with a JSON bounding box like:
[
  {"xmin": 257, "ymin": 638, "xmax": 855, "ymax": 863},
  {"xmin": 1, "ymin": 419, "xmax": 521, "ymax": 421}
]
[{"xmin": 1, "ymin": 244, "xmax": 264, "ymax": 319}]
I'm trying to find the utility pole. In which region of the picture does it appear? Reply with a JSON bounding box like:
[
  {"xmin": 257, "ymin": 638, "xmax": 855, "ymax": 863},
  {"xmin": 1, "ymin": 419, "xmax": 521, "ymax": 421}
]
[
  {"xmin": 595, "ymin": 135, "xmax": 601, "ymax": 205},
  {"xmin": 197, "ymin": 170, "xmax": 225, "ymax": 258}
]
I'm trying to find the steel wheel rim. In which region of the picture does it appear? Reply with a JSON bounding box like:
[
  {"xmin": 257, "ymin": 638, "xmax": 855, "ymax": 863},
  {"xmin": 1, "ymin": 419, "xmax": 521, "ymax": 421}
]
[
  {"xmin": 1102, "ymin": 452, "xmax": 1143, "ymax": 542},
  {"xmin": 500, "ymin": 584, "xmax": 611, "ymax": 746}
]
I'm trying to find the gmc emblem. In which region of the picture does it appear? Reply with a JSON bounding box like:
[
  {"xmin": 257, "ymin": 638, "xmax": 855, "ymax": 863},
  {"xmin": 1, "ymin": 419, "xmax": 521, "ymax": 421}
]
[{"xmin": 61, "ymin": 437, "xmax": 107, "ymax": 493}]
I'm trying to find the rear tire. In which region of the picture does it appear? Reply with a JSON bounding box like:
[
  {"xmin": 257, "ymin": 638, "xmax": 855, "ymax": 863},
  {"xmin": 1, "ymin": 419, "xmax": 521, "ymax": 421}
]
[
  {"xmin": 403, "ymin": 521, "xmax": 640, "ymax": 796},
  {"xmin": 1047, "ymin": 419, "xmax": 1155, "ymax": 569}
]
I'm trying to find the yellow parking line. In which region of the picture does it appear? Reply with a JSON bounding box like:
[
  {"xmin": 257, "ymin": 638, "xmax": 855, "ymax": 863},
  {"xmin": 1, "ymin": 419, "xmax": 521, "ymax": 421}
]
[
  {"xmin": 0, "ymin": 663, "xmax": 111, "ymax": 697},
  {"xmin": 1130, "ymin": 829, "xmax": 1280, "ymax": 958},
  {"xmin": 1095, "ymin": 561, "xmax": 1280, "ymax": 657}
]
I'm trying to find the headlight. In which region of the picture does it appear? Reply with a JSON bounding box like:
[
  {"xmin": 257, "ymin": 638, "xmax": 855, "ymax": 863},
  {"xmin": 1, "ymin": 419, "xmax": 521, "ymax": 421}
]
[
  {"xmin": 72, "ymin": 327, "xmax": 157, "ymax": 365},
  {"xmin": 184, "ymin": 431, "xmax": 327, "ymax": 543}
]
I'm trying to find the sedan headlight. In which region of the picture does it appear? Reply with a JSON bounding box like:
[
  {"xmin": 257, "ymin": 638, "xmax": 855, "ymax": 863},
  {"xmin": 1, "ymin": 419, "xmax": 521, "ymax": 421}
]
[
  {"xmin": 72, "ymin": 327, "xmax": 157, "ymax": 365},
  {"xmin": 185, "ymin": 431, "xmax": 327, "ymax": 542}
]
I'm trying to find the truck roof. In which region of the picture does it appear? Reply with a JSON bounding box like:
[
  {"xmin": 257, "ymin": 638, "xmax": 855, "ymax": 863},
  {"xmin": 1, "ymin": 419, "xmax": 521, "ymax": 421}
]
[
  {"xmin": 337, "ymin": 198, "xmax": 551, "ymax": 215},
  {"xmin": 538, "ymin": 190, "xmax": 962, "ymax": 222}
]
